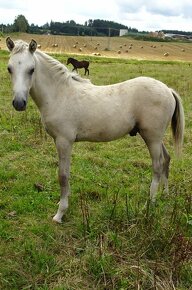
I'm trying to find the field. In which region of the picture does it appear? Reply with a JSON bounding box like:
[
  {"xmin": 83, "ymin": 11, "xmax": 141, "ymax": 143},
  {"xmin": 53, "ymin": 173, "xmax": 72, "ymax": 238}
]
[
  {"xmin": 0, "ymin": 34, "xmax": 192, "ymax": 289},
  {"xmin": 1, "ymin": 33, "xmax": 192, "ymax": 61}
]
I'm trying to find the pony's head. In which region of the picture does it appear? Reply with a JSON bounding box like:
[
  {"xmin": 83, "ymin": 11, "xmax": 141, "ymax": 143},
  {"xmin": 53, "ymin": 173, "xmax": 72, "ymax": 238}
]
[
  {"xmin": 6, "ymin": 37, "xmax": 37, "ymax": 111},
  {"xmin": 66, "ymin": 57, "xmax": 72, "ymax": 65}
]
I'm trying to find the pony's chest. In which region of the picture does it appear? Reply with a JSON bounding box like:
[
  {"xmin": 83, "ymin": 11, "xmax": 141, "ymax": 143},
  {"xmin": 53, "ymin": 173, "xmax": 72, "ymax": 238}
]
[{"xmin": 42, "ymin": 113, "xmax": 75, "ymax": 140}]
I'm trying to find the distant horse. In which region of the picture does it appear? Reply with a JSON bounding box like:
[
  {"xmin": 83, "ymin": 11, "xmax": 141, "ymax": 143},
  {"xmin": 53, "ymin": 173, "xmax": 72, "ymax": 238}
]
[
  {"xmin": 6, "ymin": 38, "xmax": 184, "ymax": 224},
  {"xmin": 67, "ymin": 57, "xmax": 89, "ymax": 75}
]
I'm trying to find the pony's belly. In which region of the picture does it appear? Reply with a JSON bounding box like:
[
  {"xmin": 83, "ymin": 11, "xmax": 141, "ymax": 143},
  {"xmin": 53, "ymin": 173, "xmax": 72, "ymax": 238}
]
[{"xmin": 75, "ymin": 124, "xmax": 132, "ymax": 142}]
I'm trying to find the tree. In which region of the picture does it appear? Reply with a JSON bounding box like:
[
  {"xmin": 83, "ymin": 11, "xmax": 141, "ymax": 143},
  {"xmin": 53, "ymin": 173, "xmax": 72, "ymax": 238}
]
[
  {"xmin": 88, "ymin": 19, "xmax": 93, "ymax": 27},
  {"xmin": 13, "ymin": 15, "xmax": 29, "ymax": 32}
]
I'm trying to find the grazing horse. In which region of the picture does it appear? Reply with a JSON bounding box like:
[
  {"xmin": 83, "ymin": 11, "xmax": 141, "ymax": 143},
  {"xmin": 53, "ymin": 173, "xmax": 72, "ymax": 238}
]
[
  {"xmin": 6, "ymin": 38, "xmax": 184, "ymax": 224},
  {"xmin": 67, "ymin": 57, "xmax": 89, "ymax": 75}
]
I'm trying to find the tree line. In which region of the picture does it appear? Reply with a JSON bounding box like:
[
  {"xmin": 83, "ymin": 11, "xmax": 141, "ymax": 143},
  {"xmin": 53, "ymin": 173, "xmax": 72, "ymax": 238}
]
[
  {"xmin": 1, "ymin": 15, "xmax": 191, "ymax": 37},
  {"xmin": 1, "ymin": 15, "xmax": 139, "ymax": 36}
]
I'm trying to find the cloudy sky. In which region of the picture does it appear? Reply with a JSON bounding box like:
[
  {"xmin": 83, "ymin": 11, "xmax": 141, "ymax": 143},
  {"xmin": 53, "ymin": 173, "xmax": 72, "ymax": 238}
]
[{"xmin": 0, "ymin": 0, "xmax": 192, "ymax": 32}]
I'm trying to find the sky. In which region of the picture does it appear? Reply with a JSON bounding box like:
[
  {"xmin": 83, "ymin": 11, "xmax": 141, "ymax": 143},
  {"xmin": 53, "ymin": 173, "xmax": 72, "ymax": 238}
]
[{"xmin": 1, "ymin": 0, "xmax": 192, "ymax": 32}]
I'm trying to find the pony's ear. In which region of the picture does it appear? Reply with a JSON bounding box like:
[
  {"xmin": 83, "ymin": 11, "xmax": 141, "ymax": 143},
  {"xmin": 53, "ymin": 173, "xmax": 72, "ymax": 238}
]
[
  {"xmin": 6, "ymin": 37, "xmax": 15, "ymax": 51},
  {"xmin": 29, "ymin": 39, "xmax": 37, "ymax": 53}
]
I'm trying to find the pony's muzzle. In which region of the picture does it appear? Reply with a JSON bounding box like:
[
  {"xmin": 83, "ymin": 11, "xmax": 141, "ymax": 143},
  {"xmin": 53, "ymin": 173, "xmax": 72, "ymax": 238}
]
[{"xmin": 12, "ymin": 98, "xmax": 27, "ymax": 111}]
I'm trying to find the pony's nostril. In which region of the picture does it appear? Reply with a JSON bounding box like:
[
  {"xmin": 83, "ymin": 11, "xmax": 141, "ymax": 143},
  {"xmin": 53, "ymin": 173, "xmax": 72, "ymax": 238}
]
[{"xmin": 12, "ymin": 98, "xmax": 27, "ymax": 111}]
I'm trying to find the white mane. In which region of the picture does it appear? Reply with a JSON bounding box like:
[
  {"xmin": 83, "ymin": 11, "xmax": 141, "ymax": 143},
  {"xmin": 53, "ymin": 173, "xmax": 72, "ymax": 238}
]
[{"xmin": 36, "ymin": 50, "xmax": 91, "ymax": 84}]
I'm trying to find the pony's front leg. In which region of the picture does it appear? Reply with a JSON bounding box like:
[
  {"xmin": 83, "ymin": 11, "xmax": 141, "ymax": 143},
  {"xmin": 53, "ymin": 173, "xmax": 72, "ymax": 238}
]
[{"xmin": 53, "ymin": 137, "xmax": 72, "ymax": 223}]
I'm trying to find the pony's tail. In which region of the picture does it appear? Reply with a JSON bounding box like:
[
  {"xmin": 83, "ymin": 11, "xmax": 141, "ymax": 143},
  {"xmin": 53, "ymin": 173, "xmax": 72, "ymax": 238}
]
[{"xmin": 171, "ymin": 89, "xmax": 185, "ymax": 156}]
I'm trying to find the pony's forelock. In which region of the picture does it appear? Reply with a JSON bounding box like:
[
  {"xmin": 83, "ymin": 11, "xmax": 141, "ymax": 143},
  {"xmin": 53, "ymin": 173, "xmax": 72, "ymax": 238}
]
[{"xmin": 11, "ymin": 40, "xmax": 29, "ymax": 55}]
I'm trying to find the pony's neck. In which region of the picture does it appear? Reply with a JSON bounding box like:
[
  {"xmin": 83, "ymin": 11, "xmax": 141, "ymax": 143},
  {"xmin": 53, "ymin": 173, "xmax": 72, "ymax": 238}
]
[
  {"xmin": 30, "ymin": 50, "xmax": 91, "ymax": 114},
  {"xmin": 30, "ymin": 50, "xmax": 69, "ymax": 110},
  {"xmin": 35, "ymin": 50, "xmax": 69, "ymax": 83}
]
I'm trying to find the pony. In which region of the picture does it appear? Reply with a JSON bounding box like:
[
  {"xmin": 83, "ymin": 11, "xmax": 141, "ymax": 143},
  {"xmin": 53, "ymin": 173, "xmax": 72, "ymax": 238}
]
[
  {"xmin": 67, "ymin": 57, "xmax": 89, "ymax": 75},
  {"xmin": 6, "ymin": 37, "xmax": 184, "ymax": 223}
]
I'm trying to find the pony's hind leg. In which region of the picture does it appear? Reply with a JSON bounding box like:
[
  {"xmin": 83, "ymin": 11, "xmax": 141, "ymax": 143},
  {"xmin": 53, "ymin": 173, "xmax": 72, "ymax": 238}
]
[
  {"xmin": 147, "ymin": 141, "xmax": 164, "ymax": 202},
  {"xmin": 161, "ymin": 143, "xmax": 170, "ymax": 193}
]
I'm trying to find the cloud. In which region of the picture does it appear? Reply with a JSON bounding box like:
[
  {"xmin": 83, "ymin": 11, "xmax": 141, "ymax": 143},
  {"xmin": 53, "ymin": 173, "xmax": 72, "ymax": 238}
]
[
  {"xmin": 0, "ymin": 0, "xmax": 192, "ymax": 31},
  {"xmin": 116, "ymin": 0, "xmax": 192, "ymax": 18},
  {"xmin": 0, "ymin": 0, "xmax": 27, "ymax": 10}
]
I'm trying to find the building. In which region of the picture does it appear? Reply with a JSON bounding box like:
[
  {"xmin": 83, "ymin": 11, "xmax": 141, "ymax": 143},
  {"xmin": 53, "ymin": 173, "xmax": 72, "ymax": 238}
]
[{"xmin": 119, "ymin": 29, "xmax": 128, "ymax": 36}]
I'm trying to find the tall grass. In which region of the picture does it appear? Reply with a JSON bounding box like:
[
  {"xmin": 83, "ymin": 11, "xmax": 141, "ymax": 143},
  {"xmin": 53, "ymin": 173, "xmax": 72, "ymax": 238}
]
[{"xmin": 0, "ymin": 50, "xmax": 191, "ymax": 289}]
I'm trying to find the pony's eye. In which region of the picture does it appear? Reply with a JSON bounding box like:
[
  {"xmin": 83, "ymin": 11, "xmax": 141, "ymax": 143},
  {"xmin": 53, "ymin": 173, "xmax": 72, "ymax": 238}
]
[
  {"xmin": 7, "ymin": 66, "xmax": 12, "ymax": 74},
  {"xmin": 29, "ymin": 68, "xmax": 35, "ymax": 75}
]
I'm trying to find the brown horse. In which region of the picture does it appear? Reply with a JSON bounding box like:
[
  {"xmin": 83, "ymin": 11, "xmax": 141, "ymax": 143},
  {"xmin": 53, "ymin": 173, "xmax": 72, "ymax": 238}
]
[{"xmin": 67, "ymin": 57, "xmax": 89, "ymax": 75}]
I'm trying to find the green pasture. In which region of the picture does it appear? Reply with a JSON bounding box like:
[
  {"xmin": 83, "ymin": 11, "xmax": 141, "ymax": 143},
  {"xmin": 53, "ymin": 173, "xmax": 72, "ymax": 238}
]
[{"xmin": 0, "ymin": 50, "xmax": 191, "ymax": 289}]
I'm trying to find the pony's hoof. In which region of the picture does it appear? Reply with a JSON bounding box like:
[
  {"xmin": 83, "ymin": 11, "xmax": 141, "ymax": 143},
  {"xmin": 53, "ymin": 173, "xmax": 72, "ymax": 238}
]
[{"xmin": 53, "ymin": 215, "xmax": 62, "ymax": 224}]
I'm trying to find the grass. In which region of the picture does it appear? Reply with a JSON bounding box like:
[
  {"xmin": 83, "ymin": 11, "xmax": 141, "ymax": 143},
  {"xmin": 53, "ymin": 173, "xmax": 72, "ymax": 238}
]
[{"xmin": 0, "ymin": 50, "xmax": 192, "ymax": 290}]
